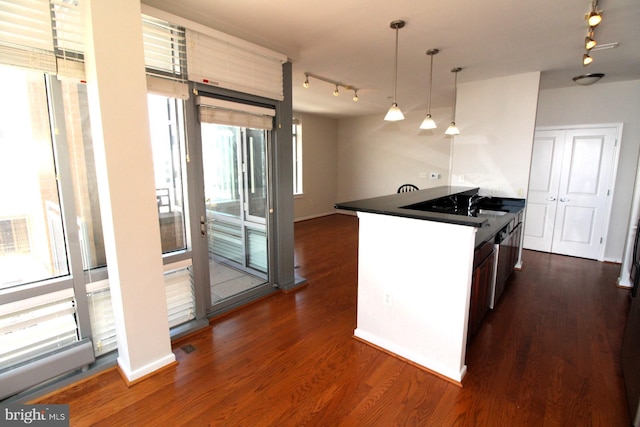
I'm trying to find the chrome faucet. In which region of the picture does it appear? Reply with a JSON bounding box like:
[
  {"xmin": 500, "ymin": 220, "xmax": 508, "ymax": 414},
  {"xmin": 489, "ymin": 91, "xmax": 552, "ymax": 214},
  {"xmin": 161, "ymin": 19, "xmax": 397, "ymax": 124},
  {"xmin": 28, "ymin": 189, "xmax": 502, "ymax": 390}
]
[{"xmin": 468, "ymin": 193, "xmax": 486, "ymax": 214}]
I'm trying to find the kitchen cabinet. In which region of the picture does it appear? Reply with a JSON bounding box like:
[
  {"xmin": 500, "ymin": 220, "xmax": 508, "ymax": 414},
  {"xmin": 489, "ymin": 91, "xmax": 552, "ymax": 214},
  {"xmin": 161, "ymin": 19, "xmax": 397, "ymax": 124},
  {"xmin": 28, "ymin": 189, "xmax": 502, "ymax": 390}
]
[
  {"xmin": 335, "ymin": 186, "xmax": 525, "ymax": 384},
  {"xmin": 468, "ymin": 241, "xmax": 496, "ymax": 341}
]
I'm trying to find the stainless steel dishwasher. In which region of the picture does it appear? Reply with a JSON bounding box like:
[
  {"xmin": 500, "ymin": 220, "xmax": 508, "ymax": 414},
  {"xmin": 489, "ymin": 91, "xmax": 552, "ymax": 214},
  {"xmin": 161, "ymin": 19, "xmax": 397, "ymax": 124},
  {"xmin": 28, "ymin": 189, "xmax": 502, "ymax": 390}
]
[{"xmin": 490, "ymin": 216, "xmax": 521, "ymax": 309}]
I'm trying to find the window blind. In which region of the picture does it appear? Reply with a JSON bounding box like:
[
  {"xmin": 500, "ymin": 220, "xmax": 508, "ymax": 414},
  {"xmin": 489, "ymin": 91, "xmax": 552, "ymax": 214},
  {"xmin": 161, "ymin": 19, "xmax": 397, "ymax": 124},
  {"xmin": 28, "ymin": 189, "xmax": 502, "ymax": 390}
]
[
  {"xmin": 142, "ymin": 14, "xmax": 189, "ymax": 99},
  {"xmin": 0, "ymin": 0, "xmax": 56, "ymax": 73},
  {"xmin": 0, "ymin": 288, "xmax": 79, "ymax": 370},
  {"xmin": 164, "ymin": 261, "xmax": 195, "ymax": 328},
  {"xmin": 50, "ymin": 0, "xmax": 84, "ymax": 80},
  {"xmin": 142, "ymin": 15, "xmax": 186, "ymax": 80},
  {"xmin": 186, "ymin": 28, "xmax": 284, "ymax": 101},
  {"xmin": 197, "ymin": 96, "xmax": 275, "ymax": 130},
  {"xmin": 84, "ymin": 260, "xmax": 196, "ymax": 357}
]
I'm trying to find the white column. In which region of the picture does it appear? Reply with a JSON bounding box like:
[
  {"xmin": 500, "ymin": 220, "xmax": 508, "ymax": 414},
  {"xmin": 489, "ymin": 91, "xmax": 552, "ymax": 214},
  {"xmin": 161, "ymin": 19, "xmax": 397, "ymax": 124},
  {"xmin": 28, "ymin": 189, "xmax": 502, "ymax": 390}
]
[{"xmin": 82, "ymin": 0, "xmax": 175, "ymax": 382}]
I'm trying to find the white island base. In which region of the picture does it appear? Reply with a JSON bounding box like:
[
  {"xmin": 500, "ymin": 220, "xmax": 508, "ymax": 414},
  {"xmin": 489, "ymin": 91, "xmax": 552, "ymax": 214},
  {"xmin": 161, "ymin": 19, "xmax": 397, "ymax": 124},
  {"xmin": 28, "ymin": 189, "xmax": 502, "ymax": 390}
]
[{"xmin": 353, "ymin": 211, "xmax": 478, "ymax": 385}]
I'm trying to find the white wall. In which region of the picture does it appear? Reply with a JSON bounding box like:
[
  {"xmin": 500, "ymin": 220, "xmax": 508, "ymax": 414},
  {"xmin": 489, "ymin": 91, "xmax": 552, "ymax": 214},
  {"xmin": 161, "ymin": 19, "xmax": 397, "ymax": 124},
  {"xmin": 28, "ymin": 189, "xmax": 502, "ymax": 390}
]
[
  {"xmin": 336, "ymin": 106, "xmax": 453, "ymax": 203},
  {"xmin": 293, "ymin": 113, "xmax": 339, "ymax": 221},
  {"xmin": 451, "ymin": 72, "xmax": 541, "ymax": 197},
  {"xmin": 536, "ymin": 79, "xmax": 640, "ymax": 261}
]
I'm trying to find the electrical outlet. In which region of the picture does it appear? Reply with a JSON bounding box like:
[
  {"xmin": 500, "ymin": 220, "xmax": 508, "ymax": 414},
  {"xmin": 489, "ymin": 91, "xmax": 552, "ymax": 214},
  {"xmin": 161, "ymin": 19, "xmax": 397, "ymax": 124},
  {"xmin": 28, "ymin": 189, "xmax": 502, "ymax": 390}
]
[
  {"xmin": 419, "ymin": 172, "xmax": 427, "ymax": 179},
  {"xmin": 429, "ymin": 172, "xmax": 440, "ymax": 179}
]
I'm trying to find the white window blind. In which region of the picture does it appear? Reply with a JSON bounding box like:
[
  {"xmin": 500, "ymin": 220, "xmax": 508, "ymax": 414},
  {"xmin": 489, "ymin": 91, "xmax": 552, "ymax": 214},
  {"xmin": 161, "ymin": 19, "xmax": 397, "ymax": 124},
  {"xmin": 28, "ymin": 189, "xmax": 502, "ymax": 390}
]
[
  {"xmin": 50, "ymin": 0, "xmax": 84, "ymax": 80},
  {"xmin": 142, "ymin": 15, "xmax": 188, "ymax": 99},
  {"xmin": 0, "ymin": 288, "xmax": 79, "ymax": 370},
  {"xmin": 142, "ymin": 15, "xmax": 186, "ymax": 80},
  {"xmin": 164, "ymin": 261, "xmax": 195, "ymax": 328},
  {"xmin": 197, "ymin": 96, "xmax": 275, "ymax": 130},
  {"xmin": 0, "ymin": 0, "xmax": 56, "ymax": 73},
  {"xmin": 186, "ymin": 28, "xmax": 284, "ymax": 101},
  {"xmin": 84, "ymin": 260, "xmax": 195, "ymax": 357}
]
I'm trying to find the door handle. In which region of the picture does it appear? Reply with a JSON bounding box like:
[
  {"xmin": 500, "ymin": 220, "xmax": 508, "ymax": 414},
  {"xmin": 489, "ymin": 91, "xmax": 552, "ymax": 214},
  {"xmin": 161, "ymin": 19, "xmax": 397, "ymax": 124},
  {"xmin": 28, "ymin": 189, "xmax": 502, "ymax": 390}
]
[
  {"xmin": 560, "ymin": 197, "xmax": 570, "ymax": 202},
  {"xmin": 547, "ymin": 196, "xmax": 556, "ymax": 201},
  {"xmin": 200, "ymin": 215, "xmax": 213, "ymax": 236}
]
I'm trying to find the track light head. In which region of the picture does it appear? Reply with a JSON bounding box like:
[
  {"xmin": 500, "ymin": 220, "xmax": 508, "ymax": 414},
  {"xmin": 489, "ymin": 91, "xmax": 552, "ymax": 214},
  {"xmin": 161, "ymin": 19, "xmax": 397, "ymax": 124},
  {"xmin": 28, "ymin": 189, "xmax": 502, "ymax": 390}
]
[
  {"xmin": 303, "ymin": 75, "xmax": 310, "ymax": 88},
  {"xmin": 586, "ymin": 0, "xmax": 602, "ymax": 26},
  {"xmin": 333, "ymin": 85, "xmax": 339, "ymax": 96},
  {"xmin": 583, "ymin": 52, "xmax": 593, "ymax": 66},
  {"xmin": 353, "ymin": 90, "xmax": 358, "ymax": 102},
  {"xmin": 587, "ymin": 11, "xmax": 602, "ymax": 26}
]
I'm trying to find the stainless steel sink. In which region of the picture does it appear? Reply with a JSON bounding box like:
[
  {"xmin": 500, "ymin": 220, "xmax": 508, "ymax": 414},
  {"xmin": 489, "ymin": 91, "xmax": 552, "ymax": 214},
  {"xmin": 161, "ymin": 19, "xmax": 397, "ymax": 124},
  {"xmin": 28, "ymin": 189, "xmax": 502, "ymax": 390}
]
[{"xmin": 478, "ymin": 209, "xmax": 508, "ymax": 216}]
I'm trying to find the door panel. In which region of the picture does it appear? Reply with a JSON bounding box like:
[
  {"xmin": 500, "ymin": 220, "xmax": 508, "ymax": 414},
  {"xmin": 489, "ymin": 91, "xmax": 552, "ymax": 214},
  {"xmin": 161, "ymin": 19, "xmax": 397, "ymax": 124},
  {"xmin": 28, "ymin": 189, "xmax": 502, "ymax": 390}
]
[
  {"xmin": 524, "ymin": 204, "xmax": 549, "ymax": 239},
  {"xmin": 558, "ymin": 206, "xmax": 596, "ymax": 243},
  {"xmin": 201, "ymin": 123, "xmax": 269, "ymax": 306},
  {"xmin": 552, "ymin": 129, "xmax": 616, "ymax": 259},
  {"xmin": 524, "ymin": 130, "xmax": 564, "ymax": 252}
]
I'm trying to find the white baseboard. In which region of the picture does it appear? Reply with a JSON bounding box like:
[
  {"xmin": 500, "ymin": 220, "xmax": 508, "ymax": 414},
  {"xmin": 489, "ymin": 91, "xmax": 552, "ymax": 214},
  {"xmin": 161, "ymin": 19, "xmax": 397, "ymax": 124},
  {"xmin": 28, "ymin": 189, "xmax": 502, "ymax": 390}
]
[
  {"xmin": 117, "ymin": 353, "xmax": 176, "ymax": 383},
  {"xmin": 294, "ymin": 211, "xmax": 340, "ymax": 222}
]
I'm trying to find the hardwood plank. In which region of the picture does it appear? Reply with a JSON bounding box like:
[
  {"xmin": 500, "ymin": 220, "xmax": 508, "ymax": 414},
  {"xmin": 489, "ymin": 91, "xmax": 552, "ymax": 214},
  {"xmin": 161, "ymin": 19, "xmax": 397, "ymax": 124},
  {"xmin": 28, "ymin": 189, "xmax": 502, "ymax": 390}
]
[{"xmin": 31, "ymin": 214, "xmax": 631, "ymax": 426}]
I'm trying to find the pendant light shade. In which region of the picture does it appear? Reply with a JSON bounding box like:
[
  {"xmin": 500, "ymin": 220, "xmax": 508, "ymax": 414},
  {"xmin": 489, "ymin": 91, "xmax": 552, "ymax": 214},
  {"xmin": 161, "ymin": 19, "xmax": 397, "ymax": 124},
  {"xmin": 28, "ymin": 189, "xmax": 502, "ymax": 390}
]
[
  {"xmin": 420, "ymin": 114, "xmax": 437, "ymax": 130},
  {"xmin": 385, "ymin": 103, "xmax": 404, "ymax": 121},
  {"xmin": 445, "ymin": 67, "xmax": 461, "ymax": 136},
  {"xmin": 445, "ymin": 123, "xmax": 460, "ymax": 136},
  {"xmin": 385, "ymin": 20, "xmax": 405, "ymax": 121},
  {"xmin": 420, "ymin": 49, "xmax": 439, "ymax": 130}
]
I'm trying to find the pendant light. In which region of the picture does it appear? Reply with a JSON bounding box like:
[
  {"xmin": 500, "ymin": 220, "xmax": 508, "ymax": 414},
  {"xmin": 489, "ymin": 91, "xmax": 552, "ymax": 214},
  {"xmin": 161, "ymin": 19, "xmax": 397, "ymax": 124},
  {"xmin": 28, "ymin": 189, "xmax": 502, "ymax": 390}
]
[
  {"xmin": 445, "ymin": 67, "xmax": 462, "ymax": 136},
  {"xmin": 384, "ymin": 20, "xmax": 406, "ymax": 121},
  {"xmin": 420, "ymin": 48, "xmax": 439, "ymax": 130}
]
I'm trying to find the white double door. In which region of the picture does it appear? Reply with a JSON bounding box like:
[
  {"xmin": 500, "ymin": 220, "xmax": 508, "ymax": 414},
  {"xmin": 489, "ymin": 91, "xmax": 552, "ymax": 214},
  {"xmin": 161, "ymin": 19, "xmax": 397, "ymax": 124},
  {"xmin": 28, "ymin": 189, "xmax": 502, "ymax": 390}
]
[{"xmin": 524, "ymin": 126, "xmax": 619, "ymax": 260}]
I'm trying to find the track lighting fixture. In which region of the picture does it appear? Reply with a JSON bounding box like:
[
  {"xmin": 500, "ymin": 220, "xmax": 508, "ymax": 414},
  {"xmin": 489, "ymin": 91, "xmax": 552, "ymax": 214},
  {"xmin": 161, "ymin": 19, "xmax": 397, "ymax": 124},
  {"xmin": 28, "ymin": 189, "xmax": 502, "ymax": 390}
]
[
  {"xmin": 302, "ymin": 72, "xmax": 360, "ymax": 102},
  {"xmin": 581, "ymin": 0, "xmax": 604, "ymax": 65},
  {"xmin": 385, "ymin": 20, "xmax": 406, "ymax": 121},
  {"xmin": 586, "ymin": 0, "xmax": 602, "ymax": 27},
  {"xmin": 445, "ymin": 67, "xmax": 461, "ymax": 136},
  {"xmin": 420, "ymin": 48, "xmax": 439, "ymax": 130},
  {"xmin": 585, "ymin": 29, "xmax": 596, "ymax": 50}
]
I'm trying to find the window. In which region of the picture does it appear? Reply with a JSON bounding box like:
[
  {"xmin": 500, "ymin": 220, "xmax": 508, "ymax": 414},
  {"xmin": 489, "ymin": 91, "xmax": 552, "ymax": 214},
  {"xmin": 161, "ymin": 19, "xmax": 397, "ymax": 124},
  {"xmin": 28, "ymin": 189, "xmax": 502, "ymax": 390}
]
[
  {"xmin": 292, "ymin": 117, "xmax": 303, "ymax": 195},
  {"xmin": 0, "ymin": 67, "xmax": 69, "ymax": 287},
  {"xmin": 0, "ymin": 66, "xmax": 91, "ymax": 382},
  {"xmin": 148, "ymin": 93, "xmax": 188, "ymax": 253}
]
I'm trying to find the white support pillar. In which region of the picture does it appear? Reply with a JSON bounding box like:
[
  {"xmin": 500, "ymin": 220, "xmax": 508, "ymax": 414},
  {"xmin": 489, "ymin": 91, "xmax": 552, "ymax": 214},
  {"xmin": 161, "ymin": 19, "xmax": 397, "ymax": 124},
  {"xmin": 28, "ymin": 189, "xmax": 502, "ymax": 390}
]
[{"xmin": 82, "ymin": 0, "xmax": 175, "ymax": 383}]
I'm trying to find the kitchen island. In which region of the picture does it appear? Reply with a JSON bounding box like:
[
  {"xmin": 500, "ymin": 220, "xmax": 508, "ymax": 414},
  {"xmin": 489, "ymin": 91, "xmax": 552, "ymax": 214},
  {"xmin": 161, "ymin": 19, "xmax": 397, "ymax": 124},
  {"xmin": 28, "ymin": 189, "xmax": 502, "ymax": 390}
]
[{"xmin": 335, "ymin": 186, "xmax": 524, "ymax": 385}]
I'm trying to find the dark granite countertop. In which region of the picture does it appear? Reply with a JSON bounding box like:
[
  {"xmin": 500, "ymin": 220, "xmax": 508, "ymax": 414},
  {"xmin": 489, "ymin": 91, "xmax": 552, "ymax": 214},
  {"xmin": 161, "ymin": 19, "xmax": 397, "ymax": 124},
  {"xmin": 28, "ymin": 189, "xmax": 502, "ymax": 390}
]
[{"xmin": 335, "ymin": 186, "xmax": 525, "ymax": 247}]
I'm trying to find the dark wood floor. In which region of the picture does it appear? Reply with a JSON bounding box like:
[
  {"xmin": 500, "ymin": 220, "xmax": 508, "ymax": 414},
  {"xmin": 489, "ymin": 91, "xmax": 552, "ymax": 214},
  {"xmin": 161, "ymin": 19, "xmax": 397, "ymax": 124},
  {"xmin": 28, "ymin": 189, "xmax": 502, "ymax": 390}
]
[{"xmin": 34, "ymin": 214, "xmax": 632, "ymax": 426}]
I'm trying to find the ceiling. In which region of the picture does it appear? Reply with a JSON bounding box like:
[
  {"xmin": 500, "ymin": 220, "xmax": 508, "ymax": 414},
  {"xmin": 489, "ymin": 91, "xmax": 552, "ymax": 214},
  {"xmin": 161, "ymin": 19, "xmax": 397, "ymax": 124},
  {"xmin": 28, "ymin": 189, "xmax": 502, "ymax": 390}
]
[{"xmin": 143, "ymin": 0, "xmax": 640, "ymax": 118}]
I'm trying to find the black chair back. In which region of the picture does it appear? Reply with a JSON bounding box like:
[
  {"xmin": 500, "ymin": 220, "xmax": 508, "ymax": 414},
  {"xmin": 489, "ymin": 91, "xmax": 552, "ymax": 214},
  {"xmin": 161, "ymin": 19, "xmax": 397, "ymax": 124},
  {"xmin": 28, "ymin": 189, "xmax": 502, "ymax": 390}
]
[{"xmin": 397, "ymin": 184, "xmax": 419, "ymax": 193}]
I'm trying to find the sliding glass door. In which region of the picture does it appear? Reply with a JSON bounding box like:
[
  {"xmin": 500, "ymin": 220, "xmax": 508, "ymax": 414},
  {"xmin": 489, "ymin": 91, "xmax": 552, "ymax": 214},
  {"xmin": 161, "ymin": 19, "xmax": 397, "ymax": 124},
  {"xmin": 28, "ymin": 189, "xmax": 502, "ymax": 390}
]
[{"xmin": 201, "ymin": 122, "xmax": 270, "ymax": 306}]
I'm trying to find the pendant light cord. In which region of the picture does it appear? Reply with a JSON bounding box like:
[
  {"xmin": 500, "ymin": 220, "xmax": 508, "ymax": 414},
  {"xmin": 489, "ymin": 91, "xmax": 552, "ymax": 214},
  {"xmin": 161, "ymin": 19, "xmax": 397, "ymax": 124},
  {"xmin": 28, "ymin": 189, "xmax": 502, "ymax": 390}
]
[
  {"xmin": 393, "ymin": 26, "xmax": 399, "ymax": 104},
  {"xmin": 427, "ymin": 52, "xmax": 434, "ymax": 113},
  {"xmin": 452, "ymin": 70, "xmax": 457, "ymax": 119},
  {"xmin": 451, "ymin": 67, "xmax": 461, "ymax": 121}
]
